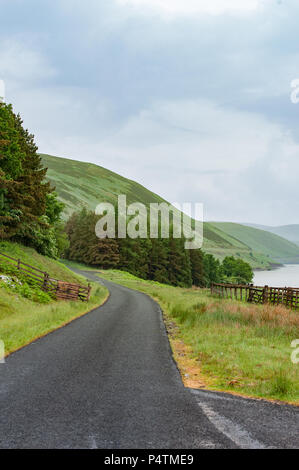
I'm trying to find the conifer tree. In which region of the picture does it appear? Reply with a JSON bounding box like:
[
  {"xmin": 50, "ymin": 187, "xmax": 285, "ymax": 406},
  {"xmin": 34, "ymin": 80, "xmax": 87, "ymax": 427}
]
[
  {"xmin": 148, "ymin": 237, "xmax": 169, "ymax": 284},
  {"xmin": 65, "ymin": 208, "xmax": 120, "ymax": 268},
  {"xmin": 190, "ymin": 249, "xmax": 204, "ymax": 286},
  {"xmin": 168, "ymin": 235, "xmax": 192, "ymax": 287},
  {"xmin": 0, "ymin": 102, "xmax": 62, "ymax": 256}
]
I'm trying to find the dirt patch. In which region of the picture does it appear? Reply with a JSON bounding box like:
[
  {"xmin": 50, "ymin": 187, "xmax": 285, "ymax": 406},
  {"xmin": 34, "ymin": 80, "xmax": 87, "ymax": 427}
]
[{"xmin": 163, "ymin": 314, "xmax": 214, "ymax": 390}]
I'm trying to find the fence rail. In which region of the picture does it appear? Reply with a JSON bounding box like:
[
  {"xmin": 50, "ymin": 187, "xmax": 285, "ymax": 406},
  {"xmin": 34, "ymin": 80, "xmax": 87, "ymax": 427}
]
[
  {"xmin": 211, "ymin": 282, "xmax": 299, "ymax": 310},
  {"xmin": 0, "ymin": 252, "xmax": 91, "ymax": 302}
]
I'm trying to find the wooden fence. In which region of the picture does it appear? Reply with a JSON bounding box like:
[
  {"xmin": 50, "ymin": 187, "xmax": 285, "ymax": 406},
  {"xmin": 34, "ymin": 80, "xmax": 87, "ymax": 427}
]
[
  {"xmin": 0, "ymin": 252, "xmax": 91, "ymax": 301},
  {"xmin": 211, "ymin": 282, "xmax": 299, "ymax": 310}
]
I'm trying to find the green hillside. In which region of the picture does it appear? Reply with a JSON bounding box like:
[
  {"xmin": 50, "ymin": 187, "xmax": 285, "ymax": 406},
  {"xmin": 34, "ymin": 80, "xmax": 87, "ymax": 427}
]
[
  {"xmin": 209, "ymin": 222, "xmax": 299, "ymax": 264},
  {"xmin": 245, "ymin": 223, "xmax": 299, "ymax": 247},
  {"xmin": 270, "ymin": 225, "xmax": 299, "ymax": 246},
  {"xmin": 41, "ymin": 154, "xmax": 296, "ymax": 269},
  {"xmin": 41, "ymin": 153, "xmax": 166, "ymax": 219}
]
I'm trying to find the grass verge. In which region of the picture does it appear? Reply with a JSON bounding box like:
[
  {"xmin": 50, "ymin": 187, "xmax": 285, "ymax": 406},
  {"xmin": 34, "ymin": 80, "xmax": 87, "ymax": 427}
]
[
  {"xmin": 0, "ymin": 244, "xmax": 108, "ymax": 357},
  {"xmin": 99, "ymin": 269, "xmax": 299, "ymax": 405},
  {"xmin": 0, "ymin": 282, "xmax": 108, "ymax": 357}
]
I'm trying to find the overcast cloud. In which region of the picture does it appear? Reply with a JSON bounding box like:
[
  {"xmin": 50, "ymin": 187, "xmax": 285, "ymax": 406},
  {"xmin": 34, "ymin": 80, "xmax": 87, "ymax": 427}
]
[{"xmin": 0, "ymin": 0, "xmax": 298, "ymax": 225}]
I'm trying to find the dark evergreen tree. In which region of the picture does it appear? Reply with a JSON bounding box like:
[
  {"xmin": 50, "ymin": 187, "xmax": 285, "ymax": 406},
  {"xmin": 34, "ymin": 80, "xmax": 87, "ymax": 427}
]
[
  {"xmin": 148, "ymin": 237, "xmax": 169, "ymax": 284},
  {"xmin": 190, "ymin": 249, "xmax": 204, "ymax": 286},
  {"xmin": 133, "ymin": 238, "xmax": 152, "ymax": 279},
  {"xmin": 0, "ymin": 103, "xmax": 26, "ymax": 239},
  {"xmin": 117, "ymin": 236, "xmax": 138, "ymax": 274},
  {"xmin": 168, "ymin": 234, "xmax": 192, "ymax": 288},
  {"xmin": 65, "ymin": 208, "xmax": 120, "ymax": 268},
  {"xmin": 0, "ymin": 102, "xmax": 63, "ymax": 256}
]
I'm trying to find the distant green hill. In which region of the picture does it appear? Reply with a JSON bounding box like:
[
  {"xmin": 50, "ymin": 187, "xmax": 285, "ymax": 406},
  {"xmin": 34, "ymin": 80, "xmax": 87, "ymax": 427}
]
[
  {"xmin": 209, "ymin": 222, "xmax": 299, "ymax": 264},
  {"xmin": 245, "ymin": 223, "xmax": 299, "ymax": 247},
  {"xmin": 41, "ymin": 154, "xmax": 298, "ymax": 269}
]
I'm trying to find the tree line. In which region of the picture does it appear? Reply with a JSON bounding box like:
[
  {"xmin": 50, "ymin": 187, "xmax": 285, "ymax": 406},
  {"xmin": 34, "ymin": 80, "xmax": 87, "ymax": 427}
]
[{"xmin": 65, "ymin": 208, "xmax": 253, "ymax": 287}]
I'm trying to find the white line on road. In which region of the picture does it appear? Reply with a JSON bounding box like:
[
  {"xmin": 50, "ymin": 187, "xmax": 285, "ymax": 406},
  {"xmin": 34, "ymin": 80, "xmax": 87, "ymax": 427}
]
[
  {"xmin": 89, "ymin": 436, "xmax": 98, "ymax": 449},
  {"xmin": 196, "ymin": 401, "xmax": 267, "ymax": 449},
  {"xmin": 191, "ymin": 389, "xmax": 237, "ymax": 402}
]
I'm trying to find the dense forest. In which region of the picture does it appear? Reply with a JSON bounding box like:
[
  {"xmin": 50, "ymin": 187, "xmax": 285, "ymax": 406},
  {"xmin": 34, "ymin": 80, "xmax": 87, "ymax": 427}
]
[
  {"xmin": 0, "ymin": 103, "xmax": 253, "ymax": 287},
  {"xmin": 65, "ymin": 208, "xmax": 253, "ymax": 287}
]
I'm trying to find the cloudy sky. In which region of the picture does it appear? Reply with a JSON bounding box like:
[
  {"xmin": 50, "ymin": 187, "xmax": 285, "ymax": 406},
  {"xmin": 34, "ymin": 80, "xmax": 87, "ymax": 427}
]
[{"xmin": 1, "ymin": 0, "xmax": 299, "ymax": 225}]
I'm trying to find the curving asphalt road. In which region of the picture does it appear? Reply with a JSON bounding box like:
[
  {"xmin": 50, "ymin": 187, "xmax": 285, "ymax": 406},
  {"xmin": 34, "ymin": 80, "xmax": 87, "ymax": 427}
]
[{"xmin": 0, "ymin": 270, "xmax": 298, "ymax": 449}]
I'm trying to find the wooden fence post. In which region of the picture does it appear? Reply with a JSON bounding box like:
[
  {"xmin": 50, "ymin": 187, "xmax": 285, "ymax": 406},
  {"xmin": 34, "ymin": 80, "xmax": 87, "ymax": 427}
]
[
  {"xmin": 263, "ymin": 285, "xmax": 269, "ymax": 304},
  {"xmin": 87, "ymin": 283, "xmax": 91, "ymax": 301},
  {"xmin": 286, "ymin": 288, "xmax": 293, "ymax": 308},
  {"xmin": 43, "ymin": 272, "xmax": 49, "ymax": 291},
  {"xmin": 248, "ymin": 285, "xmax": 253, "ymax": 303},
  {"xmin": 17, "ymin": 259, "xmax": 21, "ymax": 270}
]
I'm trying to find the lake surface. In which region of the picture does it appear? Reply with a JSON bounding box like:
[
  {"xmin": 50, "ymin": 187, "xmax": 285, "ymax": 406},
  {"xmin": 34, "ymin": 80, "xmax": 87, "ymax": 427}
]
[{"xmin": 253, "ymin": 264, "xmax": 299, "ymax": 288}]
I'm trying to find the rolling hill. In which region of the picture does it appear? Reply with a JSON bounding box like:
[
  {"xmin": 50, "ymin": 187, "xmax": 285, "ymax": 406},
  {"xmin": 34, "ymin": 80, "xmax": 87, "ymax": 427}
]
[
  {"xmin": 245, "ymin": 223, "xmax": 299, "ymax": 247},
  {"xmin": 41, "ymin": 153, "xmax": 166, "ymax": 219},
  {"xmin": 209, "ymin": 222, "xmax": 299, "ymax": 265},
  {"xmin": 41, "ymin": 154, "xmax": 299, "ymax": 269}
]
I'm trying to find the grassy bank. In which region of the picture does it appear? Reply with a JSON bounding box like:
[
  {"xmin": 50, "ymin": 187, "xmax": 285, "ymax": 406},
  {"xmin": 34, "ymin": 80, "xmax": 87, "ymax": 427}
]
[
  {"xmin": 0, "ymin": 244, "xmax": 108, "ymax": 357},
  {"xmin": 0, "ymin": 283, "xmax": 108, "ymax": 356},
  {"xmin": 98, "ymin": 269, "xmax": 299, "ymax": 405},
  {"xmin": 0, "ymin": 241, "xmax": 87, "ymax": 284}
]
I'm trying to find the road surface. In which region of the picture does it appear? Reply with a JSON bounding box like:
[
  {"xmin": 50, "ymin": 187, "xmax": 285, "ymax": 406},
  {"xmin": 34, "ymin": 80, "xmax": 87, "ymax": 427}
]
[{"xmin": 0, "ymin": 271, "xmax": 298, "ymax": 449}]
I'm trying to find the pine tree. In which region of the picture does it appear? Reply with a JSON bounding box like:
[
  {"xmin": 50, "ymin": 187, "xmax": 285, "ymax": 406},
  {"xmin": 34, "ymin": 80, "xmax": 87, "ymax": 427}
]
[
  {"xmin": 168, "ymin": 234, "xmax": 192, "ymax": 287},
  {"xmin": 65, "ymin": 209, "xmax": 120, "ymax": 268},
  {"xmin": 148, "ymin": 237, "xmax": 169, "ymax": 284},
  {"xmin": 0, "ymin": 102, "xmax": 58, "ymax": 253},
  {"xmin": 132, "ymin": 238, "xmax": 151, "ymax": 279},
  {"xmin": 0, "ymin": 103, "xmax": 25, "ymax": 238},
  {"xmin": 117, "ymin": 236, "xmax": 138, "ymax": 274},
  {"xmin": 190, "ymin": 249, "xmax": 204, "ymax": 286}
]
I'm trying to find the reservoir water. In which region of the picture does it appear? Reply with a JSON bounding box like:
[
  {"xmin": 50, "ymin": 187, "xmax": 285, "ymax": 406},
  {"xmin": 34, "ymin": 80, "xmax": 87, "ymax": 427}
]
[{"xmin": 253, "ymin": 264, "xmax": 299, "ymax": 288}]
